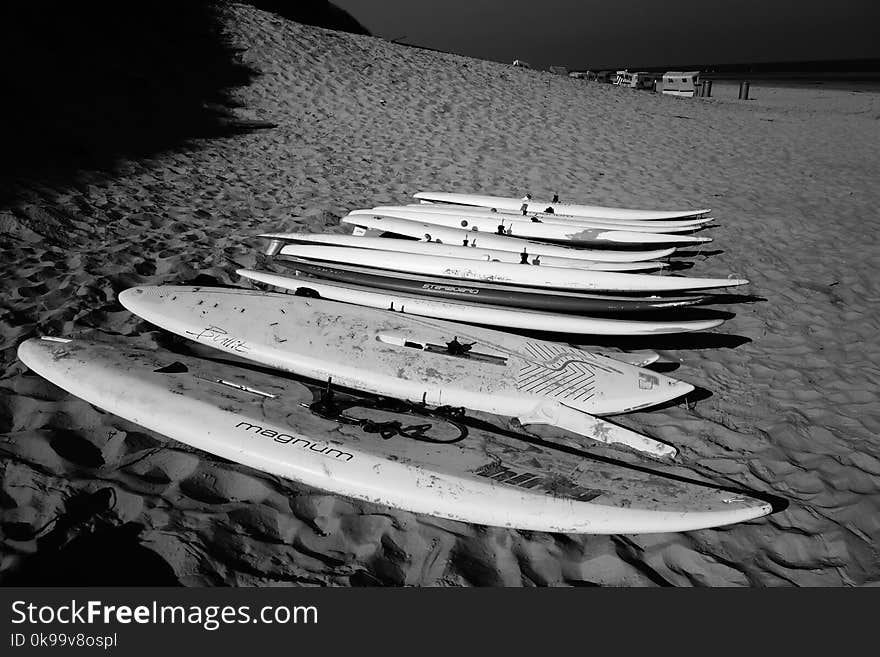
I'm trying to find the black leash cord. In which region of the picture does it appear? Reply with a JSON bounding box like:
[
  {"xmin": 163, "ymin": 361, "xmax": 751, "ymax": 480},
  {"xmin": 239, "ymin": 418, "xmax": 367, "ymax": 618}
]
[{"xmin": 304, "ymin": 381, "xmax": 468, "ymax": 444}]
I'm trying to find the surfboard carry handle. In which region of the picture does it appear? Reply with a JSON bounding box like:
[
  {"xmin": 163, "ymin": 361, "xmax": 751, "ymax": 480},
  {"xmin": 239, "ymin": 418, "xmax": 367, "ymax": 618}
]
[
  {"xmin": 377, "ymin": 333, "xmax": 507, "ymax": 366},
  {"xmin": 515, "ymin": 400, "xmax": 677, "ymax": 459},
  {"xmin": 444, "ymin": 336, "xmax": 472, "ymax": 355}
]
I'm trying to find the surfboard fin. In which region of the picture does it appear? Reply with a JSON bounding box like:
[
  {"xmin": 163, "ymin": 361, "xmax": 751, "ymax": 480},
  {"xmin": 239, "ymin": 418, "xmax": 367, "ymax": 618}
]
[{"xmin": 515, "ymin": 400, "xmax": 677, "ymax": 459}]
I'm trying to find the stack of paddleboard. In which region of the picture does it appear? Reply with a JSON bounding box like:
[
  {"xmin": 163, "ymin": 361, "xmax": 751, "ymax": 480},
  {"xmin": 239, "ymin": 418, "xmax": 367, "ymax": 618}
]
[
  {"xmin": 17, "ymin": 191, "xmax": 774, "ymax": 534},
  {"xmin": 243, "ymin": 191, "xmax": 745, "ymax": 337}
]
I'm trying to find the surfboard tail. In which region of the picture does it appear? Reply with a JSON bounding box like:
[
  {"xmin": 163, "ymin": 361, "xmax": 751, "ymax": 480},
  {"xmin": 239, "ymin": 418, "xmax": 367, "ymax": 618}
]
[
  {"xmin": 263, "ymin": 238, "xmax": 285, "ymax": 256},
  {"xmin": 516, "ymin": 401, "xmax": 677, "ymax": 459}
]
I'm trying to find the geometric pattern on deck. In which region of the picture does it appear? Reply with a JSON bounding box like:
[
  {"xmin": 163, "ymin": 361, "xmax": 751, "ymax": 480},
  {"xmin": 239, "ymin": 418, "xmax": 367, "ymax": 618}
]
[{"xmin": 515, "ymin": 342, "xmax": 599, "ymax": 403}]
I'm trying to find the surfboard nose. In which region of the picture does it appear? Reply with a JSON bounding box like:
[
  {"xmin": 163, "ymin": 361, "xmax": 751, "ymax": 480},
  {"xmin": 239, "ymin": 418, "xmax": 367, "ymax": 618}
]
[
  {"xmin": 648, "ymin": 375, "xmax": 694, "ymax": 410},
  {"xmin": 119, "ymin": 285, "xmax": 168, "ymax": 320},
  {"xmin": 562, "ymin": 368, "xmax": 694, "ymax": 416},
  {"xmin": 119, "ymin": 286, "xmax": 147, "ymax": 304},
  {"xmin": 671, "ymin": 379, "xmax": 696, "ymax": 400},
  {"xmin": 618, "ymin": 371, "xmax": 694, "ymax": 414}
]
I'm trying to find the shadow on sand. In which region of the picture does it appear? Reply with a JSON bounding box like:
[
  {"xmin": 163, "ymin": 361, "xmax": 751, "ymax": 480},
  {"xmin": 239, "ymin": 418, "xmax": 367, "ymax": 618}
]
[
  {"xmin": 0, "ymin": 1, "xmax": 269, "ymax": 207},
  {"xmin": 1, "ymin": 489, "xmax": 180, "ymax": 586},
  {"xmin": 578, "ymin": 332, "xmax": 752, "ymax": 351}
]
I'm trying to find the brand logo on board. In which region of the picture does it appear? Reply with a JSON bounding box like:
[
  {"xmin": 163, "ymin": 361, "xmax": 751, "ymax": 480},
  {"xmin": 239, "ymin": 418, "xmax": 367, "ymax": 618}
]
[
  {"xmin": 235, "ymin": 421, "xmax": 354, "ymax": 462},
  {"xmin": 421, "ymin": 284, "xmax": 479, "ymax": 295},
  {"xmin": 185, "ymin": 325, "xmax": 250, "ymax": 353},
  {"xmin": 474, "ymin": 463, "xmax": 602, "ymax": 502}
]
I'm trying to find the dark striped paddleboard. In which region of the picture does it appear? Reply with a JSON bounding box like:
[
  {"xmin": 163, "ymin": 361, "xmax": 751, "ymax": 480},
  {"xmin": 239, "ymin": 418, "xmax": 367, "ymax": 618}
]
[{"xmin": 277, "ymin": 258, "xmax": 707, "ymax": 314}]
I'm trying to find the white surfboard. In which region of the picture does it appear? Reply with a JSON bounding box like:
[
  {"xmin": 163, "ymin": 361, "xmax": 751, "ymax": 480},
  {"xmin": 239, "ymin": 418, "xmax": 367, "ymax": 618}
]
[
  {"xmin": 236, "ymin": 269, "xmax": 724, "ymax": 335},
  {"xmin": 18, "ymin": 337, "xmax": 772, "ymax": 534},
  {"xmin": 414, "ymin": 191, "xmax": 712, "ymax": 220},
  {"xmin": 346, "ymin": 211, "xmax": 712, "ymax": 246},
  {"xmin": 400, "ymin": 204, "xmax": 715, "ymax": 229},
  {"xmin": 341, "ymin": 215, "xmax": 678, "ymax": 262},
  {"xmin": 261, "ymin": 233, "xmax": 667, "ymax": 272},
  {"xmin": 119, "ymin": 286, "xmax": 695, "ymax": 458},
  {"xmin": 369, "ymin": 205, "xmax": 713, "ymax": 231},
  {"xmin": 276, "ymin": 244, "xmax": 748, "ymax": 293}
]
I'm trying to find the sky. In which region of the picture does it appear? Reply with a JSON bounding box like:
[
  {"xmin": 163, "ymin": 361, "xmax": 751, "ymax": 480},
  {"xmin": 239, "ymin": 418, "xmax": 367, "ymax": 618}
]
[{"xmin": 334, "ymin": 0, "xmax": 880, "ymax": 70}]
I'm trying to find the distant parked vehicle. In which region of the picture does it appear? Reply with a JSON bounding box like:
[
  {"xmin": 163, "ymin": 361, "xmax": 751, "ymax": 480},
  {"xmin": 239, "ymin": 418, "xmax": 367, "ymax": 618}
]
[
  {"xmin": 569, "ymin": 71, "xmax": 587, "ymax": 79},
  {"xmin": 614, "ymin": 70, "xmax": 635, "ymax": 86},
  {"xmin": 614, "ymin": 70, "xmax": 660, "ymax": 89},
  {"xmin": 512, "ymin": 59, "xmax": 531, "ymax": 69},
  {"xmin": 659, "ymin": 71, "xmax": 701, "ymax": 97}
]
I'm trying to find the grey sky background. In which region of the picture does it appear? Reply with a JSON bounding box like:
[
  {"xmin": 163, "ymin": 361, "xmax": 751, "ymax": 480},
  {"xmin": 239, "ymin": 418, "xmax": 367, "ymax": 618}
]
[{"xmin": 334, "ymin": 0, "xmax": 880, "ymax": 70}]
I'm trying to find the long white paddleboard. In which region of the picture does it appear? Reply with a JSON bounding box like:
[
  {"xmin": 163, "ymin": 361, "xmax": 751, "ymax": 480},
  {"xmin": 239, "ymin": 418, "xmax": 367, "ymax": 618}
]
[
  {"xmin": 341, "ymin": 215, "xmax": 677, "ymax": 262},
  {"xmin": 397, "ymin": 204, "xmax": 714, "ymax": 229},
  {"xmin": 347, "ymin": 211, "xmax": 711, "ymax": 246},
  {"xmin": 119, "ymin": 286, "xmax": 692, "ymax": 457},
  {"xmin": 414, "ymin": 191, "xmax": 712, "ymax": 220},
  {"xmin": 261, "ymin": 233, "xmax": 666, "ymax": 272},
  {"xmin": 237, "ymin": 269, "xmax": 724, "ymax": 336},
  {"xmin": 354, "ymin": 208, "xmax": 706, "ymax": 234},
  {"xmin": 277, "ymin": 244, "xmax": 748, "ymax": 293},
  {"xmin": 18, "ymin": 337, "xmax": 772, "ymax": 534}
]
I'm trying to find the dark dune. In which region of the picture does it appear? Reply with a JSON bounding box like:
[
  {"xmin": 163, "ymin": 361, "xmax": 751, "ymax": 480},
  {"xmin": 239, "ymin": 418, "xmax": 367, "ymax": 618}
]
[
  {"xmin": 0, "ymin": 1, "xmax": 262, "ymax": 207},
  {"xmin": 247, "ymin": 0, "xmax": 370, "ymax": 35}
]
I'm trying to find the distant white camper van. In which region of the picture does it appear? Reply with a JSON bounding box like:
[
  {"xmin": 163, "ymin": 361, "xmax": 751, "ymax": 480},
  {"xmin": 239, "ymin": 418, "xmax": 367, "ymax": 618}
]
[
  {"xmin": 512, "ymin": 59, "xmax": 531, "ymax": 69},
  {"xmin": 660, "ymin": 71, "xmax": 700, "ymax": 97}
]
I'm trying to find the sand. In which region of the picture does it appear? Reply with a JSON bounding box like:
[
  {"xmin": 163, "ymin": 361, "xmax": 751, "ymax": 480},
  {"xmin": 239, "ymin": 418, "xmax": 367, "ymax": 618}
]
[{"xmin": 1, "ymin": 3, "xmax": 879, "ymax": 586}]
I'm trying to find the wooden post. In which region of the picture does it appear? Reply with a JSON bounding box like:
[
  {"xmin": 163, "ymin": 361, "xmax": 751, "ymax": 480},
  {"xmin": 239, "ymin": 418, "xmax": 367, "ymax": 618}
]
[
  {"xmin": 705, "ymin": 80, "xmax": 713, "ymax": 98},
  {"xmin": 738, "ymin": 81, "xmax": 744, "ymax": 99},
  {"xmin": 743, "ymin": 81, "xmax": 750, "ymax": 100}
]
